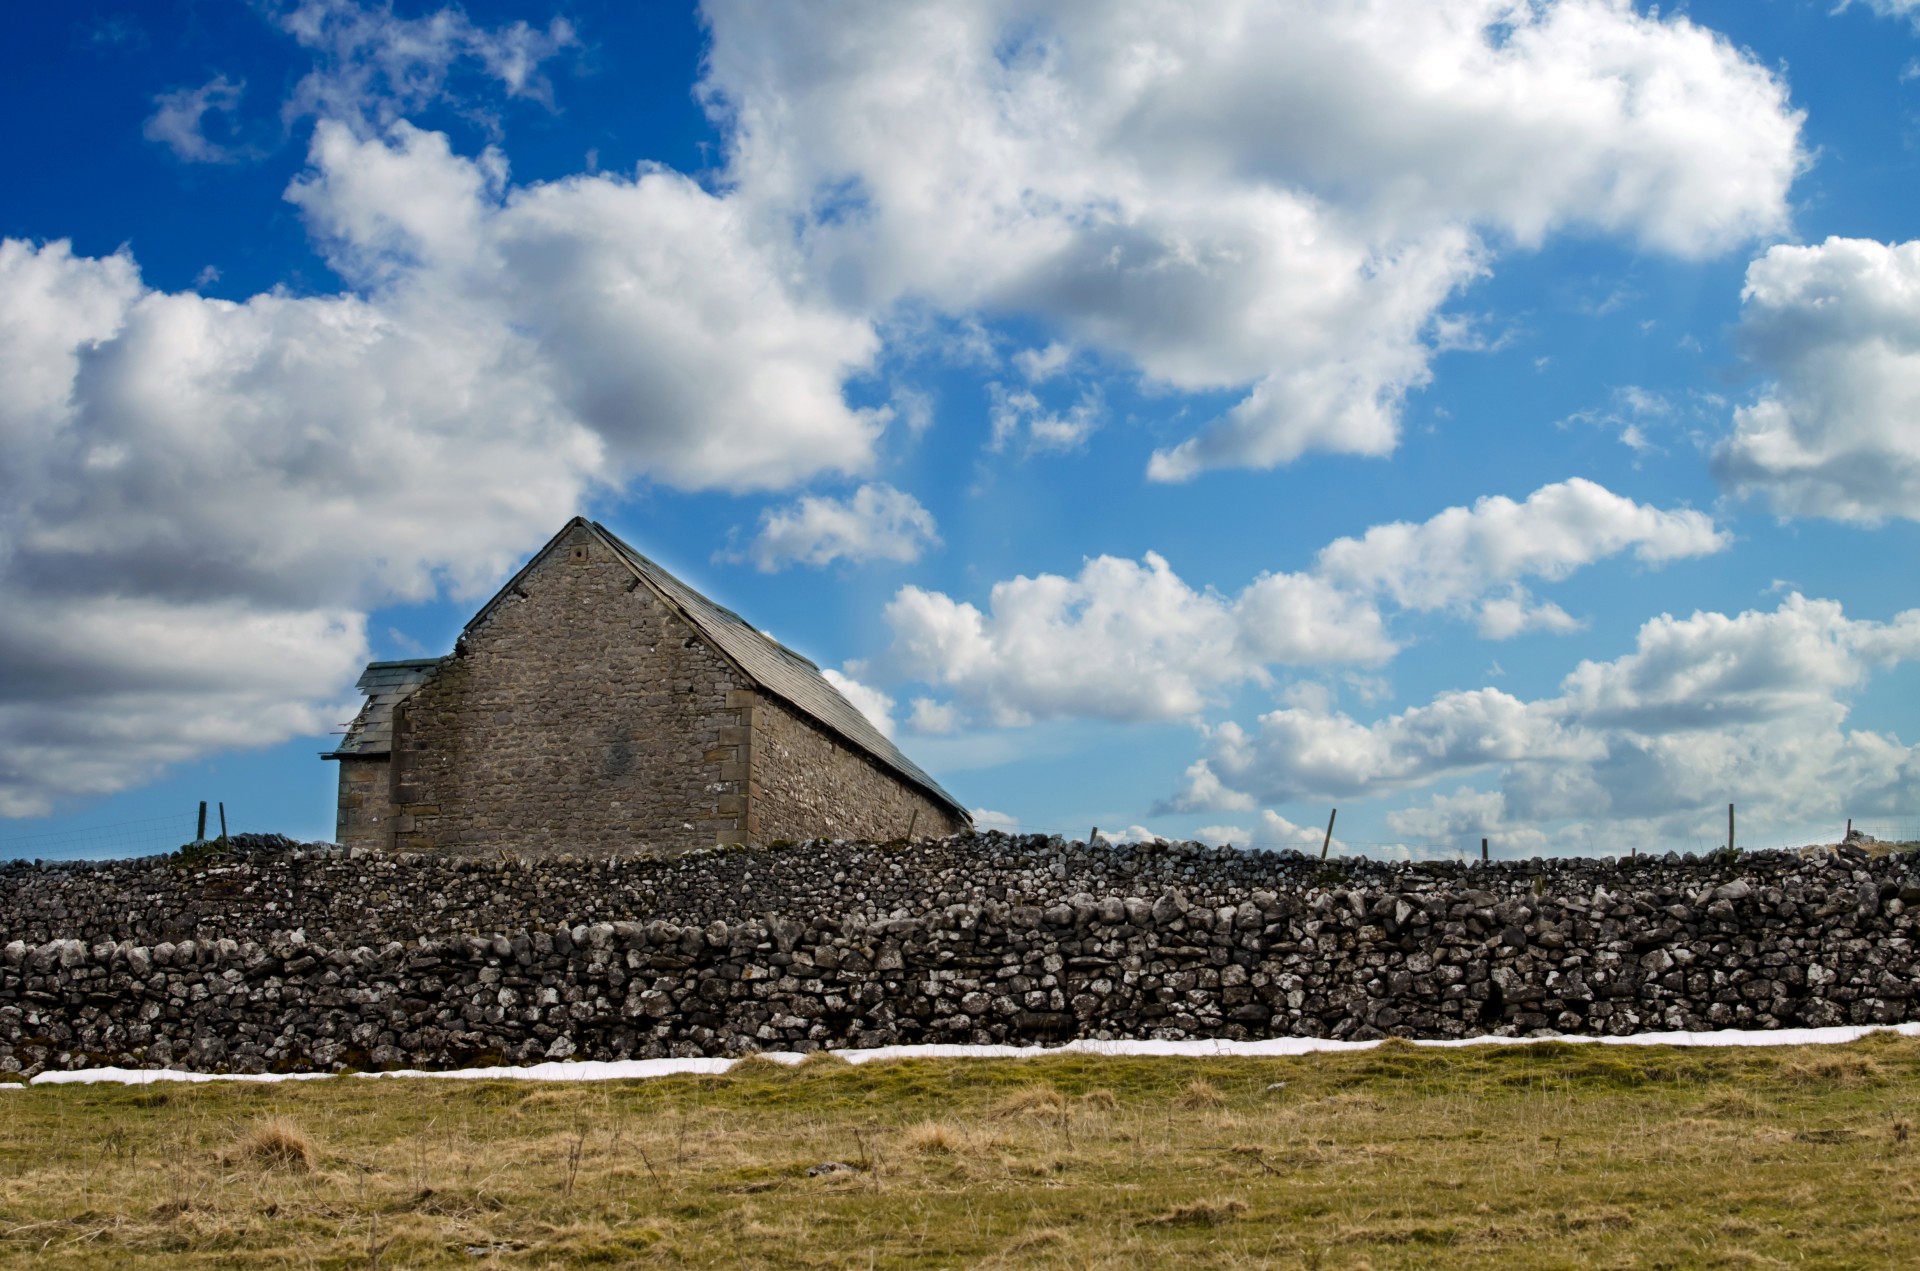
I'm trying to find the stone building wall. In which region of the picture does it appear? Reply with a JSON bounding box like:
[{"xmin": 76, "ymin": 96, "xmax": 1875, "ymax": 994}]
[
  {"xmin": 389, "ymin": 525, "xmax": 751, "ymax": 855},
  {"xmin": 333, "ymin": 757, "xmax": 389, "ymax": 850},
  {"xmin": 5, "ymin": 834, "xmax": 1920, "ymax": 1075},
  {"xmin": 748, "ymin": 693, "xmax": 967, "ymax": 844}
]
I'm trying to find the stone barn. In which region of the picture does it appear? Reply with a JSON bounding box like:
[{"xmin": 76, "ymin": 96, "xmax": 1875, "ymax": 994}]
[{"xmin": 324, "ymin": 518, "xmax": 969, "ymax": 855}]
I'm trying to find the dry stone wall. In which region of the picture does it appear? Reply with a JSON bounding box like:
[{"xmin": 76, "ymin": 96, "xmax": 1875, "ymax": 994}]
[{"xmin": 4, "ymin": 833, "xmax": 1919, "ymax": 1076}]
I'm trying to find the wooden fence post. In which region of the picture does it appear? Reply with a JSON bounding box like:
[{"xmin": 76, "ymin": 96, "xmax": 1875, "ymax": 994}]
[
  {"xmin": 1728, "ymin": 803, "xmax": 1735, "ymax": 854},
  {"xmin": 196, "ymin": 801, "xmax": 207, "ymax": 842},
  {"xmin": 1481, "ymin": 836, "xmax": 1488, "ymax": 864},
  {"xmin": 218, "ymin": 802, "xmax": 228, "ymax": 844},
  {"xmin": 1320, "ymin": 809, "xmax": 1337, "ymax": 861}
]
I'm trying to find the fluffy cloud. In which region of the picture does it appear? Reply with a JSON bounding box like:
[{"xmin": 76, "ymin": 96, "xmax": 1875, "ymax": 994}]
[
  {"xmin": 1180, "ymin": 688, "xmax": 1599, "ymax": 805},
  {"xmin": 144, "ymin": 3, "xmax": 579, "ymax": 167},
  {"xmin": 1715, "ymin": 238, "xmax": 1920, "ymax": 524},
  {"xmin": 1475, "ymin": 590, "xmax": 1583, "ymax": 639},
  {"xmin": 293, "ymin": 122, "xmax": 887, "ymax": 490},
  {"xmin": 1384, "ymin": 789, "xmax": 1551, "ymax": 855},
  {"xmin": 275, "ymin": 0, "xmax": 578, "ymax": 131},
  {"xmin": 704, "ymin": 0, "xmax": 1803, "ymax": 477},
  {"xmin": 821, "ymin": 669, "xmax": 897, "ymax": 739},
  {"xmin": 1313, "ymin": 477, "xmax": 1727, "ymax": 617},
  {"xmin": 988, "ymin": 384, "xmax": 1103, "ymax": 454},
  {"xmin": 1013, "ymin": 343, "xmax": 1073, "ymax": 383},
  {"xmin": 144, "ymin": 75, "xmax": 248, "ymax": 163},
  {"xmin": 1177, "ymin": 595, "xmax": 1920, "ymax": 848},
  {"xmin": 882, "ymin": 478, "xmax": 1721, "ymax": 728},
  {"xmin": 742, "ymin": 484, "xmax": 939, "ymax": 571},
  {"xmin": 0, "ymin": 116, "xmax": 894, "ymax": 815},
  {"xmin": 970, "ymin": 808, "xmax": 1024, "ymax": 834},
  {"xmin": 880, "ymin": 553, "xmax": 1396, "ymax": 727},
  {"xmin": 0, "ymin": 599, "xmax": 368, "ymax": 817},
  {"xmin": 1196, "ymin": 810, "xmax": 1340, "ymax": 853}
]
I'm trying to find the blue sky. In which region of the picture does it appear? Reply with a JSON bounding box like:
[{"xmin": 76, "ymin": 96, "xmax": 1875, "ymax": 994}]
[{"xmin": 3, "ymin": 0, "xmax": 1918, "ymax": 860}]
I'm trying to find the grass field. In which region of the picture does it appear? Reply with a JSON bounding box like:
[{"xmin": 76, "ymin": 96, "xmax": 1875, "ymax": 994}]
[{"xmin": 4, "ymin": 1034, "xmax": 1920, "ymax": 1268}]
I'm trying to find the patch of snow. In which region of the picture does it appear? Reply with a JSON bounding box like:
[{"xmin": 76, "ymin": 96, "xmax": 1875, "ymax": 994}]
[{"xmin": 24, "ymin": 1023, "xmax": 1920, "ymax": 1086}]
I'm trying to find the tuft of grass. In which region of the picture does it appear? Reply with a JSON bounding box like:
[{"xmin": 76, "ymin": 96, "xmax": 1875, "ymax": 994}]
[
  {"xmin": 225, "ymin": 1115, "xmax": 314, "ymax": 1171},
  {"xmin": 900, "ymin": 1120, "xmax": 966, "ymax": 1154},
  {"xmin": 1174, "ymin": 1078, "xmax": 1226, "ymax": 1109},
  {"xmin": 992, "ymin": 1084, "xmax": 1067, "ymax": 1117},
  {"xmin": 725, "ymin": 1054, "xmax": 792, "ymax": 1078},
  {"xmin": 1782, "ymin": 1053, "xmax": 1885, "ymax": 1090},
  {"xmin": 1079, "ymin": 1087, "xmax": 1119, "ymax": 1110}
]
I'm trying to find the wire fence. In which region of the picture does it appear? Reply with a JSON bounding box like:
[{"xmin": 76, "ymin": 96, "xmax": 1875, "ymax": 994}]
[
  {"xmin": 3, "ymin": 808, "xmax": 1909, "ymax": 864},
  {"xmin": 973, "ymin": 815, "xmax": 1495, "ymax": 862},
  {"xmin": 973, "ymin": 811, "xmax": 1919, "ymax": 863},
  {"xmin": 0, "ymin": 814, "xmax": 202, "ymax": 862}
]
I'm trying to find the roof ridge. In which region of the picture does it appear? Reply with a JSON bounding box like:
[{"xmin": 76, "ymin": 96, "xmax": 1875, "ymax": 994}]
[{"xmin": 588, "ymin": 522, "xmax": 822, "ymax": 669}]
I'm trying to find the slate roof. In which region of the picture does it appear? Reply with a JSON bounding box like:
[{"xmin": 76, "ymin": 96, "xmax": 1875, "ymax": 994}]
[
  {"xmin": 589, "ymin": 521, "xmax": 967, "ymax": 819},
  {"xmin": 325, "ymin": 658, "xmax": 447, "ymax": 758},
  {"xmin": 326, "ymin": 518, "xmax": 967, "ymax": 821}
]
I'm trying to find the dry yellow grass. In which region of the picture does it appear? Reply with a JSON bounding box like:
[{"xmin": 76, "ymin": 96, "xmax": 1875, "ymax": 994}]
[
  {"xmin": 4, "ymin": 1033, "xmax": 1920, "ymax": 1266},
  {"xmin": 222, "ymin": 1115, "xmax": 315, "ymax": 1171},
  {"xmin": 1174, "ymin": 1077, "xmax": 1226, "ymax": 1109},
  {"xmin": 899, "ymin": 1119, "xmax": 966, "ymax": 1154},
  {"xmin": 1141, "ymin": 1197, "xmax": 1247, "ymax": 1227},
  {"xmin": 991, "ymin": 1084, "xmax": 1067, "ymax": 1117}
]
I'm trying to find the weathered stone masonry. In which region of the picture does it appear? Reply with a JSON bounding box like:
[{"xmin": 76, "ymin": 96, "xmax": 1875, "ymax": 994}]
[
  {"xmin": 329, "ymin": 520, "xmax": 967, "ymax": 857},
  {"xmin": 388, "ymin": 534, "xmax": 750, "ymax": 855},
  {"xmin": 748, "ymin": 693, "xmax": 945, "ymax": 845},
  {"xmin": 4, "ymin": 834, "xmax": 1920, "ymax": 1076}
]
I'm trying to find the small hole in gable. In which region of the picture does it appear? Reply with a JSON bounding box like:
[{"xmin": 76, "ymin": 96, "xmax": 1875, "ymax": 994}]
[{"xmin": 570, "ymin": 546, "xmax": 589, "ymax": 565}]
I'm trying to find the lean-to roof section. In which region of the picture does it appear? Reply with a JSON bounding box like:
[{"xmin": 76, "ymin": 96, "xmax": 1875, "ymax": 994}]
[{"xmin": 324, "ymin": 658, "xmax": 447, "ymax": 758}]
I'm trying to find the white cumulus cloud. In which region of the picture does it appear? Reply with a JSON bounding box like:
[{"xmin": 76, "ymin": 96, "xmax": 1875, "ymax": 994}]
[
  {"xmin": 1715, "ymin": 237, "xmax": 1920, "ymax": 524},
  {"xmin": 970, "ymin": 808, "xmax": 1024, "ymax": 834},
  {"xmin": 1475, "ymin": 589, "xmax": 1585, "ymax": 639},
  {"xmin": 881, "ymin": 477, "xmax": 1722, "ymax": 729},
  {"xmin": 0, "ymin": 115, "xmax": 896, "ymax": 817},
  {"xmin": 1176, "ymin": 595, "xmax": 1920, "ymax": 850},
  {"xmin": 742, "ymin": 484, "xmax": 939, "ymax": 572},
  {"xmin": 292, "ymin": 121, "xmax": 888, "ymax": 491},
  {"xmin": 821, "ymin": 669, "xmax": 898, "ymax": 739},
  {"xmin": 1196, "ymin": 809, "xmax": 1339, "ymax": 853},
  {"xmin": 1313, "ymin": 477, "xmax": 1728, "ymax": 614},
  {"xmin": 880, "ymin": 553, "xmax": 1396, "ymax": 728},
  {"xmin": 704, "ymin": 0, "xmax": 1805, "ymax": 479}
]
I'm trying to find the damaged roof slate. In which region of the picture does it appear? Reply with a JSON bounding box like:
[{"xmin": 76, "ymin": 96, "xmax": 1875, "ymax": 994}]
[{"xmin": 325, "ymin": 658, "xmax": 447, "ymax": 758}]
